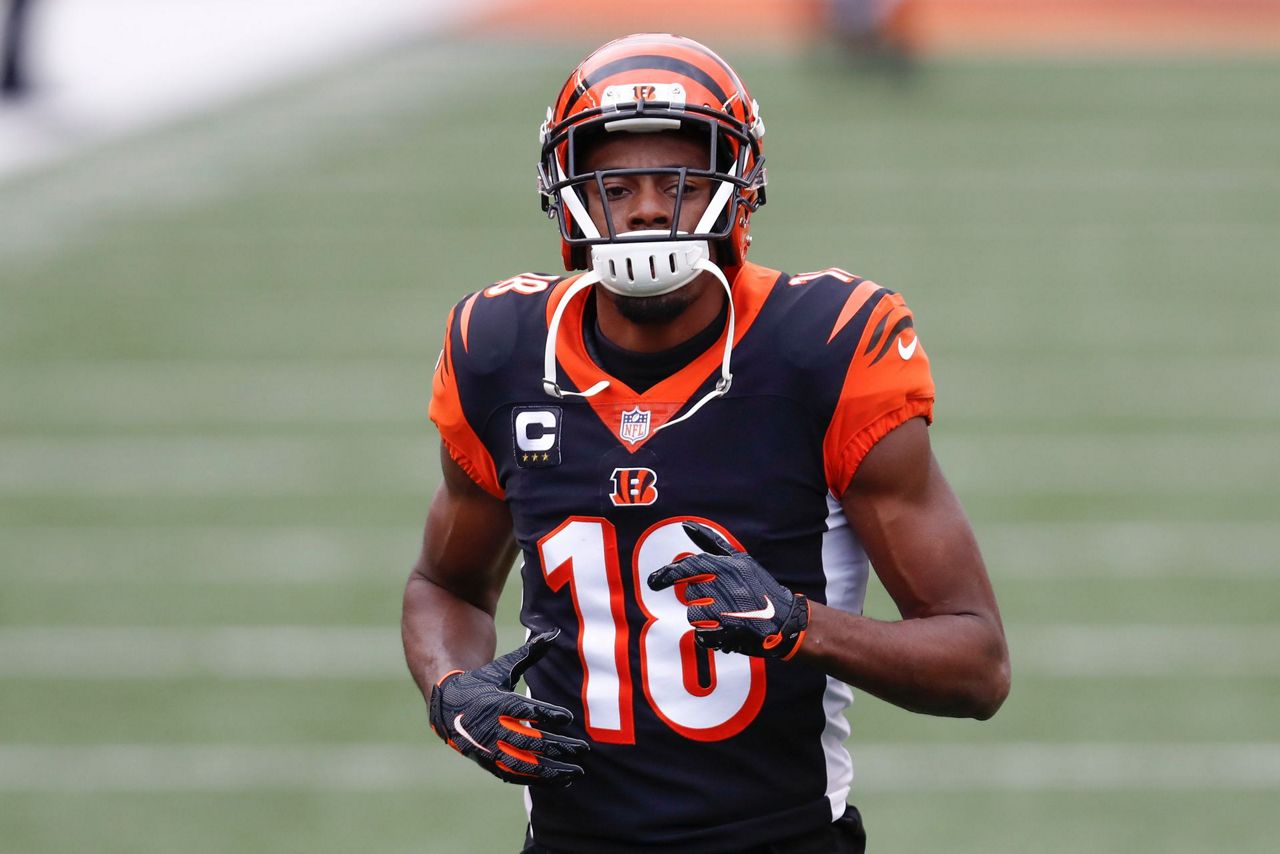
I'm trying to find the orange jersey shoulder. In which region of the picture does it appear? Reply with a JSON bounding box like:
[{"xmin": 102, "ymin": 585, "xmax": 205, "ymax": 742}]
[{"xmin": 780, "ymin": 267, "xmax": 935, "ymax": 495}]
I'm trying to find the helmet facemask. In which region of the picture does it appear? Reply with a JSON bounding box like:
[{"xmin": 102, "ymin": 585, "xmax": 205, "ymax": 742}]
[{"xmin": 539, "ymin": 97, "xmax": 766, "ymax": 297}]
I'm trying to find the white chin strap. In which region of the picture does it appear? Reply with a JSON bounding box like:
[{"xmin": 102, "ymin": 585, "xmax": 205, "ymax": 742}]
[
  {"xmin": 542, "ymin": 272, "xmax": 611, "ymax": 400},
  {"xmin": 542, "ymin": 260, "xmax": 736, "ymax": 435}
]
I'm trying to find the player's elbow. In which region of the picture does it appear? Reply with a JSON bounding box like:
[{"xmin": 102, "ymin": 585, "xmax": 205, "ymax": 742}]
[
  {"xmin": 967, "ymin": 636, "xmax": 1011, "ymax": 720},
  {"xmin": 969, "ymin": 663, "xmax": 1010, "ymax": 721}
]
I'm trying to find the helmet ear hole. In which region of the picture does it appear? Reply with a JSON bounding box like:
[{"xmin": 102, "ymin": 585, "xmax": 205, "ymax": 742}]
[
  {"xmin": 570, "ymin": 127, "xmax": 607, "ymax": 177},
  {"xmin": 713, "ymin": 136, "xmax": 735, "ymax": 175}
]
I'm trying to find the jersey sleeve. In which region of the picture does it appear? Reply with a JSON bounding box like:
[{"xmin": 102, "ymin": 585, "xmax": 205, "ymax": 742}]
[
  {"xmin": 428, "ymin": 295, "xmax": 504, "ymax": 498},
  {"xmin": 822, "ymin": 290, "xmax": 935, "ymax": 496}
]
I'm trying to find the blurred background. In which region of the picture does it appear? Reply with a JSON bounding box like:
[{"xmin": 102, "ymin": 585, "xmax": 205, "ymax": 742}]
[{"xmin": 2, "ymin": 1, "xmax": 1278, "ymax": 851}]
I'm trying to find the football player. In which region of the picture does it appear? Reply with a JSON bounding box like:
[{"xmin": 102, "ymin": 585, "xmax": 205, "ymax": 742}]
[{"xmin": 402, "ymin": 33, "xmax": 1009, "ymax": 854}]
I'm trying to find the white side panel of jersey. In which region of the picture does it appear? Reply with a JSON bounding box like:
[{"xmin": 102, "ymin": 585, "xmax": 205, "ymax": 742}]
[
  {"xmin": 821, "ymin": 493, "xmax": 870, "ymax": 614},
  {"xmin": 821, "ymin": 676, "xmax": 854, "ymax": 820},
  {"xmin": 820, "ymin": 492, "xmax": 870, "ymax": 818},
  {"xmin": 524, "ymin": 621, "xmax": 535, "ymax": 837}
]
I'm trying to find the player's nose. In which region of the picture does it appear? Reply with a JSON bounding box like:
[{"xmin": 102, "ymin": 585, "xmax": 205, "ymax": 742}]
[{"xmin": 626, "ymin": 181, "xmax": 672, "ymax": 232}]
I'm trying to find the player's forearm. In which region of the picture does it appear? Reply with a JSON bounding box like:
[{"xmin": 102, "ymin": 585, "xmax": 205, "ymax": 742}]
[
  {"xmin": 401, "ymin": 573, "xmax": 499, "ymax": 699},
  {"xmin": 796, "ymin": 601, "xmax": 1010, "ymax": 719}
]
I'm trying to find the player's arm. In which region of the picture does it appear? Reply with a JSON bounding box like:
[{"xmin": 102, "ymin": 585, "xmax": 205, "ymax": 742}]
[
  {"xmin": 649, "ymin": 417, "xmax": 1008, "ymax": 719},
  {"xmin": 402, "ymin": 444, "xmax": 588, "ymax": 786},
  {"xmin": 803, "ymin": 416, "xmax": 1010, "ymax": 719},
  {"xmin": 402, "ymin": 443, "xmax": 518, "ymax": 694}
]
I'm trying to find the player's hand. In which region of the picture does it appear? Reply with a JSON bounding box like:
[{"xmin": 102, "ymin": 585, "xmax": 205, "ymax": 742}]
[
  {"xmin": 428, "ymin": 630, "xmax": 588, "ymax": 787},
  {"xmin": 647, "ymin": 521, "xmax": 810, "ymax": 660}
]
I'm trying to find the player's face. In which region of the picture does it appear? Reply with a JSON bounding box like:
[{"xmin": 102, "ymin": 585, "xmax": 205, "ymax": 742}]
[{"xmin": 579, "ymin": 131, "xmax": 714, "ymax": 238}]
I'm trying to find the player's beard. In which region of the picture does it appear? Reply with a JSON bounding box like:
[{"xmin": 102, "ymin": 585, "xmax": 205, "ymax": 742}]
[{"xmin": 606, "ymin": 279, "xmax": 705, "ymax": 326}]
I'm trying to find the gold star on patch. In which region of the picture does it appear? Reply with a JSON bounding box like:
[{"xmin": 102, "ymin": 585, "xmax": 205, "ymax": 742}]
[
  {"xmin": 541, "ymin": 453, "xmax": 550, "ymax": 462},
  {"xmin": 521, "ymin": 453, "xmax": 530, "ymax": 462}
]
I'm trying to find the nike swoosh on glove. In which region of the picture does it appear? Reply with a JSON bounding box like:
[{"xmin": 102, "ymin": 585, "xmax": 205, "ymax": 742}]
[
  {"xmin": 429, "ymin": 630, "xmax": 588, "ymax": 786},
  {"xmin": 647, "ymin": 521, "xmax": 810, "ymax": 660}
]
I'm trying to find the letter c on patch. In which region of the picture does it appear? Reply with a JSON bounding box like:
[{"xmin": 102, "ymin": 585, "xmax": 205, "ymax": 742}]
[{"xmin": 515, "ymin": 410, "xmax": 557, "ymax": 452}]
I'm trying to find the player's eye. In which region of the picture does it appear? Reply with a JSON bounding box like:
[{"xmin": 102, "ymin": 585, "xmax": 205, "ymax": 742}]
[{"xmin": 670, "ymin": 180, "xmax": 704, "ymax": 198}]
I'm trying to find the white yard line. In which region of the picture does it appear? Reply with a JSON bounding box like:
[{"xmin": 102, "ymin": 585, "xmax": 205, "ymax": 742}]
[
  {"xmin": 785, "ymin": 165, "xmax": 1280, "ymax": 192},
  {"xmin": 0, "ymin": 435, "xmax": 435, "ymax": 496},
  {"xmin": 854, "ymin": 743, "xmax": 1280, "ymax": 793},
  {"xmin": 1, "ymin": 432, "xmax": 1276, "ymax": 497},
  {"xmin": 0, "ymin": 359, "xmax": 431, "ymax": 427},
  {"xmin": 803, "ymin": 221, "xmax": 1280, "ymax": 242},
  {"xmin": 1, "ymin": 625, "xmax": 1277, "ymax": 680},
  {"xmin": 3, "ymin": 356, "xmax": 1279, "ymax": 426},
  {"xmin": 0, "ymin": 626, "xmax": 408, "ymax": 680},
  {"xmin": 979, "ymin": 520, "xmax": 1280, "ymax": 579},
  {"xmin": 0, "ymin": 744, "xmax": 437, "ymax": 792},
  {"xmin": 931, "ymin": 432, "xmax": 1280, "ymax": 497},
  {"xmin": 937, "ymin": 358, "xmax": 1280, "ymax": 421},
  {"xmin": 0, "ymin": 742, "xmax": 1277, "ymax": 792},
  {"xmin": 1013, "ymin": 625, "xmax": 1280, "ymax": 678},
  {"xmin": 1, "ymin": 520, "xmax": 1276, "ymax": 583},
  {"xmin": 0, "ymin": 525, "xmax": 418, "ymax": 584}
]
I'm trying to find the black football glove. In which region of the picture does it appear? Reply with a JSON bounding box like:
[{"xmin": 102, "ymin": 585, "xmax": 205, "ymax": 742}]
[
  {"xmin": 648, "ymin": 521, "xmax": 810, "ymax": 660},
  {"xmin": 429, "ymin": 630, "xmax": 588, "ymax": 787}
]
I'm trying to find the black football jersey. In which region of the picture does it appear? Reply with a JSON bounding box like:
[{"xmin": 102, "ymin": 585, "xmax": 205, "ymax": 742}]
[{"xmin": 430, "ymin": 263, "xmax": 934, "ymax": 853}]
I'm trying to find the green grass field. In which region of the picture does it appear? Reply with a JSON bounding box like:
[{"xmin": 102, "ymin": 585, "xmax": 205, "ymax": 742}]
[{"xmin": 2, "ymin": 40, "xmax": 1278, "ymax": 852}]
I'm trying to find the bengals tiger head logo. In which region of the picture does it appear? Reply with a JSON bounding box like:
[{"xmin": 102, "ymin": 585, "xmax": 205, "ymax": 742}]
[{"xmin": 609, "ymin": 467, "xmax": 658, "ymax": 507}]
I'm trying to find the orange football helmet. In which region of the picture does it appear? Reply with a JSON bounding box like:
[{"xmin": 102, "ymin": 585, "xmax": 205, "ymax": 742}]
[{"xmin": 537, "ymin": 34, "xmax": 767, "ymax": 288}]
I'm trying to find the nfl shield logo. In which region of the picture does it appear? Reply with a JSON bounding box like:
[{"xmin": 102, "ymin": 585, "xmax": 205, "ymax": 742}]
[{"xmin": 618, "ymin": 406, "xmax": 651, "ymax": 445}]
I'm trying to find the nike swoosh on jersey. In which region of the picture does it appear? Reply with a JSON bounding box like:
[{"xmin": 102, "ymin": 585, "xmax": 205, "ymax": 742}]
[
  {"xmin": 897, "ymin": 335, "xmax": 919, "ymax": 360},
  {"xmin": 721, "ymin": 597, "xmax": 776, "ymax": 620},
  {"xmin": 453, "ymin": 714, "xmax": 492, "ymax": 753}
]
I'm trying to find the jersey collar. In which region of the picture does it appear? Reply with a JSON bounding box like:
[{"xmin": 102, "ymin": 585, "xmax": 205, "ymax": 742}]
[{"xmin": 544, "ymin": 262, "xmax": 778, "ymax": 452}]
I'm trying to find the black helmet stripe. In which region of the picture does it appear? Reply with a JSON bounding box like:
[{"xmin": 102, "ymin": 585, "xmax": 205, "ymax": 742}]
[
  {"xmin": 566, "ymin": 55, "xmax": 732, "ymax": 118},
  {"xmin": 673, "ymin": 37, "xmax": 748, "ymax": 99},
  {"xmin": 623, "ymin": 33, "xmax": 747, "ymax": 93}
]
